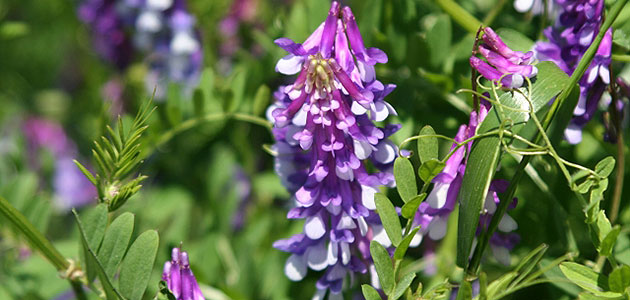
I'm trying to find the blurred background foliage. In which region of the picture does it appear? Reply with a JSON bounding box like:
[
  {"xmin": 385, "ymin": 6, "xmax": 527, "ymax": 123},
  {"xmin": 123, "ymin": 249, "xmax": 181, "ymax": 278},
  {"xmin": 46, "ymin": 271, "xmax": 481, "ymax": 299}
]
[{"xmin": 0, "ymin": 0, "xmax": 629, "ymax": 299}]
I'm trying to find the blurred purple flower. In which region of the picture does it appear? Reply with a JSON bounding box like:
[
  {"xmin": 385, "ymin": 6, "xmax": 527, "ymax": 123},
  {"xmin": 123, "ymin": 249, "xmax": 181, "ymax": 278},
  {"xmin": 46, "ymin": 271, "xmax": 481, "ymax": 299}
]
[
  {"xmin": 78, "ymin": 0, "xmax": 134, "ymax": 69},
  {"xmin": 470, "ymin": 27, "xmax": 538, "ymax": 88},
  {"xmin": 230, "ymin": 166, "xmax": 252, "ymax": 231},
  {"xmin": 411, "ymin": 101, "xmax": 519, "ymax": 265},
  {"xmin": 534, "ymin": 0, "xmax": 611, "ymax": 144},
  {"xmin": 23, "ymin": 118, "xmax": 96, "ymax": 210},
  {"xmin": 162, "ymin": 247, "xmax": 205, "ymax": 300},
  {"xmin": 270, "ymin": 2, "xmax": 399, "ymax": 297}
]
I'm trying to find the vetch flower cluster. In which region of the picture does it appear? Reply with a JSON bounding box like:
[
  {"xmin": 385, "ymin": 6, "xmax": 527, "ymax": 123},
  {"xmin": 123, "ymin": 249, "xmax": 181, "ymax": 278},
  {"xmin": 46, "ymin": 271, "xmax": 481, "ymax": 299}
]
[
  {"xmin": 470, "ymin": 27, "xmax": 538, "ymax": 89},
  {"xmin": 411, "ymin": 101, "xmax": 520, "ymax": 265},
  {"xmin": 77, "ymin": 0, "xmax": 203, "ymax": 99},
  {"xmin": 162, "ymin": 247, "xmax": 205, "ymax": 300},
  {"xmin": 270, "ymin": 2, "xmax": 399, "ymax": 298},
  {"xmin": 534, "ymin": 0, "xmax": 612, "ymax": 144}
]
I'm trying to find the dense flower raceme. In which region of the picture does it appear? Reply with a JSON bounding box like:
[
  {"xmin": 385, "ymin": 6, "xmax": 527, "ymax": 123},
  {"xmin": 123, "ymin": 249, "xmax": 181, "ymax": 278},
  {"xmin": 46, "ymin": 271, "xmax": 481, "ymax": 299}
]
[
  {"xmin": 470, "ymin": 27, "xmax": 538, "ymax": 89},
  {"xmin": 411, "ymin": 101, "xmax": 520, "ymax": 265},
  {"xmin": 534, "ymin": 0, "xmax": 612, "ymax": 144},
  {"xmin": 23, "ymin": 118, "xmax": 96, "ymax": 210},
  {"xmin": 162, "ymin": 247, "xmax": 205, "ymax": 300},
  {"xmin": 78, "ymin": 0, "xmax": 203, "ymax": 99},
  {"xmin": 270, "ymin": 2, "xmax": 399, "ymax": 297}
]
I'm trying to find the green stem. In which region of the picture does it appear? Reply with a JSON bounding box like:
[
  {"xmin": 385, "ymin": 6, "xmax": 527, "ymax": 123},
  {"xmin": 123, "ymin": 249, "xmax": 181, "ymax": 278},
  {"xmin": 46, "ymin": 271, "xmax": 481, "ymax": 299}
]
[
  {"xmin": 434, "ymin": 0, "xmax": 483, "ymax": 34},
  {"xmin": 612, "ymin": 54, "xmax": 630, "ymax": 62},
  {"xmin": 0, "ymin": 196, "xmax": 87, "ymax": 299},
  {"xmin": 146, "ymin": 112, "xmax": 272, "ymax": 158},
  {"xmin": 466, "ymin": 0, "xmax": 628, "ymax": 275}
]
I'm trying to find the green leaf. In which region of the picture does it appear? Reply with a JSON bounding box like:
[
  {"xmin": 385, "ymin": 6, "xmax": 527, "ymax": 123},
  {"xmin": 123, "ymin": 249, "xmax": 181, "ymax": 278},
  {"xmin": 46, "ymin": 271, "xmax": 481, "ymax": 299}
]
[
  {"xmin": 80, "ymin": 204, "xmax": 108, "ymax": 282},
  {"xmin": 394, "ymin": 227, "xmax": 421, "ymax": 260},
  {"xmin": 456, "ymin": 62, "xmax": 569, "ymax": 267},
  {"xmin": 394, "ymin": 157, "xmax": 417, "ymax": 202},
  {"xmin": 362, "ymin": 284, "xmax": 383, "ymax": 300},
  {"xmin": 374, "ymin": 193, "xmax": 402, "ymax": 246},
  {"xmin": 609, "ymin": 265, "xmax": 630, "ymax": 293},
  {"xmin": 486, "ymin": 272, "xmax": 518, "ymax": 298},
  {"xmin": 119, "ymin": 230, "xmax": 159, "ymax": 300},
  {"xmin": 393, "ymin": 272, "xmax": 416, "ymax": 300},
  {"xmin": 595, "ymin": 156, "xmax": 616, "ymax": 178},
  {"xmin": 97, "ymin": 212, "xmax": 135, "ymax": 279},
  {"xmin": 600, "ymin": 226, "xmax": 621, "ymax": 257},
  {"xmin": 370, "ymin": 240, "xmax": 395, "ymax": 295},
  {"xmin": 455, "ymin": 280, "xmax": 473, "ymax": 300},
  {"xmin": 495, "ymin": 28, "xmax": 535, "ymax": 53},
  {"xmin": 418, "ymin": 159, "xmax": 445, "ymax": 183},
  {"xmin": 73, "ymin": 210, "xmax": 123, "ymax": 300},
  {"xmin": 157, "ymin": 281, "xmax": 177, "ymax": 300},
  {"xmin": 424, "ymin": 14, "xmax": 452, "ymax": 70},
  {"xmin": 417, "ymin": 126, "xmax": 438, "ymax": 164},
  {"xmin": 560, "ymin": 262, "xmax": 608, "ymax": 294},
  {"xmin": 401, "ymin": 194, "xmax": 426, "ymax": 219}
]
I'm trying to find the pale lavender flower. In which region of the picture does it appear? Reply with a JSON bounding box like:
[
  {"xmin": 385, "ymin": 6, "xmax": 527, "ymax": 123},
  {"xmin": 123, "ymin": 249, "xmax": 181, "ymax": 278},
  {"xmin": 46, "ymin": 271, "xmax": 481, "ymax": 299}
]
[
  {"xmin": 162, "ymin": 247, "xmax": 205, "ymax": 300},
  {"xmin": 470, "ymin": 27, "xmax": 538, "ymax": 88},
  {"xmin": 534, "ymin": 0, "xmax": 612, "ymax": 144},
  {"xmin": 270, "ymin": 2, "xmax": 398, "ymax": 297},
  {"xmin": 410, "ymin": 101, "xmax": 520, "ymax": 265}
]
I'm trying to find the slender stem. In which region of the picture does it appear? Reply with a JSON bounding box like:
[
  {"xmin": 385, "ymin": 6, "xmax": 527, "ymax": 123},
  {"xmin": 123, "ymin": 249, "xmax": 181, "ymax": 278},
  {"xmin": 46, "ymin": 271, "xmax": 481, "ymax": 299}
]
[
  {"xmin": 466, "ymin": 0, "xmax": 628, "ymax": 275},
  {"xmin": 609, "ymin": 77, "xmax": 625, "ymax": 224},
  {"xmin": 434, "ymin": 0, "xmax": 483, "ymax": 34},
  {"xmin": 146, "ymin": 112, "xmax": 272, "ymax": 158},
  {"xmin": 0, "ymin": 196, "xmax": 87, "ymax": 299},
  {"xmin": 612, "ymin": 54, "xmax": 630, "ymax": 62}
]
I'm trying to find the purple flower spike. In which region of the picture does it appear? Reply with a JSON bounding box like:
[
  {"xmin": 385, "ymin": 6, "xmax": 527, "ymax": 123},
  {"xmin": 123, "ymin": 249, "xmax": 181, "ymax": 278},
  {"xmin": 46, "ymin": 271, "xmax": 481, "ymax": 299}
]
[
  {"xmin": 270, "ymin": 1, "xmax": 399, "ymax": 297},
  {"xmin": 471, "ymin": 27, "xmax": 538, "ymax": 89},
  {"xmin": 410, "ymin": 101, "xmax": 520, "ymax": 265},
  {"xmin": 162, "ymin": 247, "xmax": 205, "ymax": 300},
  {"xmin": 534, "ymin": 0, "xmax": 612, "ymax": 144}
]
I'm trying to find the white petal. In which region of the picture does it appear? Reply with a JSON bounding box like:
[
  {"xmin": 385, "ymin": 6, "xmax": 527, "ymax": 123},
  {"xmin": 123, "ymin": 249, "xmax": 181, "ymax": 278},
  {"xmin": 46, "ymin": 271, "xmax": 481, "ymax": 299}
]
[
  {"xmin": 491, "ymin": 245, "xmax": 511, "ymax": 265},
  {"xmin": 305, "ymin": 215, "xmax": 326, "ymax": 239},
  {"xmin": 306, "ymin": 243, "xmax": 328, "ymax": 271},
  {"xmin": 565, "ymin": 124, "xmax": 583, "ymax": 144},
  {"xmin": 340, "ymin": 242, "xmax": 351, "ymax": 265},
  {"xmin": 276, "ymin": 54, "xmax": 304, "ymax": 75},
  {"xmin": 498, "ymin": 215, "xmax": 518, "ymax": 232},
  {"xmin": 358, "ymin": 216, "xmax": 368, "ymax": 236},
  {"xmin": 359, "ymin": 61, "xmax": 376, "ymax": 82},
  {"xmin": 327, "ymin": 242, "xmax": 339, "ymax": 265},
  {"xmin": 147, "ymin": 0, "xmax": 173, "ymax": 10},
  {"xmin": 374, "ymin": 140, "xmax": 396, "ymax": 164},
  {"xmin": 292, "ymin": 104, "xmax": 308, "ymax": 126},
  {"xmin": 361, "ymin": 185, "xmax": 378, "ymax": 210},
  {"xmin": 372, "ymin": 225, "xmax": 392, "ymax": 247},
  {"xmin": 311, "ymin": 289, "xmax": 326, "ymax": 300},
  {"xmin": 136, "ymin": 11, "xmax": 162, "ymax": 32},
  {"xmin": 427, "ymin": 183, "xmax": 449, "ymax": 209},
  {"xmin": 336, "ymin": 213, "xmax": 357, "ymax": 230},
  {"xmin": 369, "ymin": 264, "xmax": 381, "ymax": 289},
  {"xmin": 587, "ymin": 66, "xmax": 599, "ymax": 84},
  {"xmin": 484, "ymin": 192, "xmax": 497, "ymax": 214},
  {"xmin": 514, "ymin": 0, "xmax": 534, "ymax": 12},
  {"xmin": 409, "ymin": 231, "xmax": 423, "ymax": 247},
  {"xmin": 353, "ymin": 139, "xmax": 372, "ymax": 160},
  {"xmin": 351, "ymin": 101, "xmax": 368, "ymax": 115},
  {"xmin": 599, "ymin": 66, "xmax": 610, "ymax": 84},
  {"xmin": 171, "ymin": 32, "xmax": 199, "ymax": 54},
  {"xmin": 371, "ymin": 101, "xmax": 390, "ymax": 122},
  {"xmin": 428, "ymin": 216, "xmax": 448, "ymax": 240},
  {"xmin": 285, "ymin": 254, "xmax": 307, "ymax": 281}
]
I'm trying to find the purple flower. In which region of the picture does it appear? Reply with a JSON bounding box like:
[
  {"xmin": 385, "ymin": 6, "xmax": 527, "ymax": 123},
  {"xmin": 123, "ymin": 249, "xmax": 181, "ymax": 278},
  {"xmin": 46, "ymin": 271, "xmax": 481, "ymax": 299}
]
[
  {"xmin": 410, "ymin": 101, "xmax": 520, "ymax": 265},
  {"xmin": 270, "ymin": 2, "xmax": 398, "ymax": 297},
  {"xmin": 470, "ymin": 27, "xmax": 538, "ymax": 89},
  {"xmin": 162, "ymin": 247, "xmax": 205, "ymax": 300},
  {"xmin": 534, "ymin": 0, "xmax": 612, "ymax": 144},
  {"xmin": 23, "ymin": 118, "xmax": 96, "ymax": 210}
]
